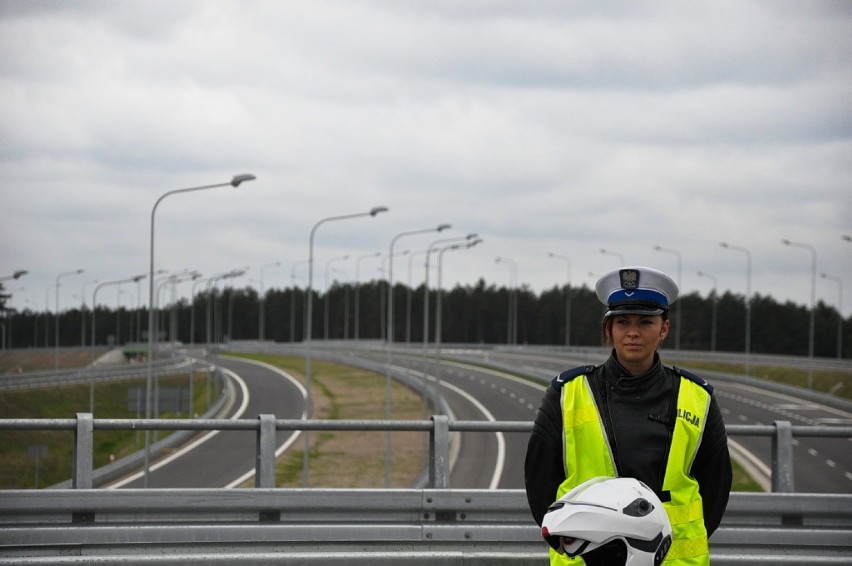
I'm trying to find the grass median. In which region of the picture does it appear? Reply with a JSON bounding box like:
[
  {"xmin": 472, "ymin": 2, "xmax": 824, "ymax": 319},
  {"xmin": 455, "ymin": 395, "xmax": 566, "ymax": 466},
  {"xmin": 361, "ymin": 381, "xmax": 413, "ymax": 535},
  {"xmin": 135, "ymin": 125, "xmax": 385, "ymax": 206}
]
[{"xmin": 226, "ymin": 353, "xmax": 427, "ymax": 488}]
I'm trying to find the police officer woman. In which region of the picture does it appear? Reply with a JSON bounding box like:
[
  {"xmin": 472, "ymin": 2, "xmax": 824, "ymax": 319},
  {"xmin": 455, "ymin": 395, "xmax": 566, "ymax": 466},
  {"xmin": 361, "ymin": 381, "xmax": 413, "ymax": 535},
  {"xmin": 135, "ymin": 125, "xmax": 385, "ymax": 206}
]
[{"xmin": 525, "ymin": 266, "xmax": 731, "ymax": 565}]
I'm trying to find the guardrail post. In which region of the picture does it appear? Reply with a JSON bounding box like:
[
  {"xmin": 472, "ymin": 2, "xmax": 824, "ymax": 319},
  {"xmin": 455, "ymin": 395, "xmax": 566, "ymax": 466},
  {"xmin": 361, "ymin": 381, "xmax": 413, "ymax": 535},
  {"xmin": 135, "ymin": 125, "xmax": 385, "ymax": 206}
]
[
  {"xmin": 429, "ymin": 415, "xmax": 450, "ymax": 488},
  {"xmin": 73, "ymin": 413, "xmax": 93, "ymax": 490},
  {"xmin": 771, "ymin": 420, "xmax": 795, "ymax": 493},
  {"xmin": 256, "ymin": 414, "xmax": 276, "ymax": 488},
  {"xmin": 256, "ymin": 414, "xmax": 280, "ymax": 521}
]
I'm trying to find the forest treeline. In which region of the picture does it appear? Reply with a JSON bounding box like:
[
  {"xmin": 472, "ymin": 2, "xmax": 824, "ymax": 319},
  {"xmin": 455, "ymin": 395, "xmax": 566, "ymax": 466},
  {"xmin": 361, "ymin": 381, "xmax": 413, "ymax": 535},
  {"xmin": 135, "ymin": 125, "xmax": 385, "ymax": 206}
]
[{"xmin": 3, "ymin": 278, "xmax": 850, "ymax": 358}]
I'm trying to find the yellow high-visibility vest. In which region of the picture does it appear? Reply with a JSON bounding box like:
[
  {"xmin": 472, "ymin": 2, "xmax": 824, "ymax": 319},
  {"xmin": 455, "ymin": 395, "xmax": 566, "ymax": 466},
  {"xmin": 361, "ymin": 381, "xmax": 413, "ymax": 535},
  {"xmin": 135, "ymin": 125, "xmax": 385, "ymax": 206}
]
[{"xmin": 548, "ymin": 371, "xmax": 711, "ymax": 566}]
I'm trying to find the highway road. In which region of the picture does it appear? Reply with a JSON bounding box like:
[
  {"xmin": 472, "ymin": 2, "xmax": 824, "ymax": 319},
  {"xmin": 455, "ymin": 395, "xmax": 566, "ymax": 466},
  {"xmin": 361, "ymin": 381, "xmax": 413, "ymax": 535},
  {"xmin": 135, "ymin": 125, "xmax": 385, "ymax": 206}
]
[
  {"xmin": 108, "ymin": 355, "xmax": 306, "ymax": 488},
  {"xmin": 103, "ymin": 343, "xmax": 850, "ymax": 494},
  {"xmin": 421, "ymin": 346, "xmax": 852, "ymax": 494}
]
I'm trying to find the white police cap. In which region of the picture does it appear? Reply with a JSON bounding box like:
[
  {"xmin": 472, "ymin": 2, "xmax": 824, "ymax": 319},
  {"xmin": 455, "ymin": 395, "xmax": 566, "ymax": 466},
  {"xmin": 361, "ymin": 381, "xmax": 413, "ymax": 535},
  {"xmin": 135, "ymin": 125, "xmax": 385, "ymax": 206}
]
[{"xmin": 595, "ymin": 266, "xmax": 679, "ymax": 317}]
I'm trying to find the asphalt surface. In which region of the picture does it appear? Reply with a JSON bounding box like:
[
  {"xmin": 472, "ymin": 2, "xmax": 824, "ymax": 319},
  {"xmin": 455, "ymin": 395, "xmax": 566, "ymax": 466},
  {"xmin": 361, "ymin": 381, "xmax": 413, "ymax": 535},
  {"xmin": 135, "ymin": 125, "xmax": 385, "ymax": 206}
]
[
  {"xmin": 106, "ymin": 345, "xmax": 850, "ymax": 494},
  {"xmin": 109, "ymin": 355, "xmax": 306, "ymax": 488}
]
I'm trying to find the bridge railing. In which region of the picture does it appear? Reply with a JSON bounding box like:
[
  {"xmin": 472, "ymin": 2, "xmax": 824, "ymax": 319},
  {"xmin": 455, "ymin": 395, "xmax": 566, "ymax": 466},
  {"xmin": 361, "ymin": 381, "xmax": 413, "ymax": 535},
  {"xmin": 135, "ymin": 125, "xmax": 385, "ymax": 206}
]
[
  {"xmin": 1, "ymin": 415, "xmax": 850, "ymax": 492},
  {"xmin": 2, "ymin": 416, "xmax": 851, "ymax": 564},
  {"xmin": 1, "ymin": 488, "xmax": 850, "ymax": 564}
]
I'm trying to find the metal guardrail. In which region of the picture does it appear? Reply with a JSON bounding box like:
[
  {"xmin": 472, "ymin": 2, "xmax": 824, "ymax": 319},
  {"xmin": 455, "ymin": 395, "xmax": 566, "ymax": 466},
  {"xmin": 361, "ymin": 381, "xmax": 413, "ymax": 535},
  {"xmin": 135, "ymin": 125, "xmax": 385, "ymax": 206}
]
[
  {"xmin": 0, "ymin": 358, "xmax": 199, "ymax": 391},
  {"xmin": 1, "ymin": 416, "xmax": 851, "ymax": 564},
  {"xmin": 0, "ymin": 489, "xmax": 850, "ymax": 564},
  {"xmin": 3, "ymin": 415, "xmax": 850, "ymax": 492}
]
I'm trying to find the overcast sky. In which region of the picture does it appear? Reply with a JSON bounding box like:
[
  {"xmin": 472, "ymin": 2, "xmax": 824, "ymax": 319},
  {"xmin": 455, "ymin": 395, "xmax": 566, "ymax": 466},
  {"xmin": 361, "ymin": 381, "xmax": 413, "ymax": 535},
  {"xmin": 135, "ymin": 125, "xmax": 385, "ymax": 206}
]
[{"xmin": 2, "ymin": 1, "xmax": 851, "ymax": 320}]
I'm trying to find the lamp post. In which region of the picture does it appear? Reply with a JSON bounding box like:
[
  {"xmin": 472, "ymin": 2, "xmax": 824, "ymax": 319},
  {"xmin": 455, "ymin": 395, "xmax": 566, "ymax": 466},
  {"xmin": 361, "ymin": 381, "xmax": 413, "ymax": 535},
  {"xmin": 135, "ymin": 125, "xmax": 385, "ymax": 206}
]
[
  {"xmin": 495, "ymin": 257, "xmax": 518, "ymax": 345},
  {"xmin": 304, "ymin": 207, "xmax": 388, "ymax": 486},
  {"xmin": 323, "ymin": 255, "xmax": 349, "ymax": 340},
  {"xmin": 387, "ymin": 225, "xmax": 450, "ymax": 345},
  {"xmin": 406, "ymin": 251, "xmax": 427, "ymax": 344},
  {"xmin": 383, "ymin": 224, "xmax": 450, "ymax": 487},
  {"xmin": 354, "ymin": 252, "xmax": 380, "ymax": 341},
  {"xmin": 653, "ymin": 245, "xmax": 682, "ymax": 350},
  {"xmin": 204, "ymin": 269, "xmax": 244, "ymax": 346},
  {"xmin": 190, "ymin": 274, "xmax": 210, "ymax": 346},
  {"xmin": 696, "ymin": 271, "xmax": 718, "ymax": 352},
  {"xmin": 721, "ymin": 242, "xmax": 752, "ymax": 376},
  {"xmin": 782, "ymin": 239, "xmax": 817, "ymax": 389},
  {"xmin": 290, "ymin": 260, "xmax": 308, "ymax": 343},
  {"xmin": 0, "ymin": 270, "xmax": 28, "ymax": 282},
  {"xmin": 548, "ymin": 252, "xmax": 572, "ymax": 347},
  {"xmin": 332, "ymin": 268, "xmax": 350, "ymax": 339},
  {"xmin": 80, "ymin": 279, "xmax": 98, "ymax": 348},
  {"xmin": 600, "ymin": 248, "xmax": 625, "ymax": 267},
  {"xmin": 258, "ymin": 261, "xmax": 281, "ymax": 341},
  {"xmin": 1, "ymin": 271, "xmax": 27, "ymax": 348},
  {"xmin": 820, "ymin": 272, "xmax": 843, "ymax": 359},
  {"xmin": 422, "ymin": 234, "xmax": 477, "ymax": 348},
  {"xmin": 144, "ymin": 174, "xmax": 255, "ymax": 486},
  {"xmin": 55, "ymin": 269, "xmax": 84, "ymax": 369},
  {"xmin": 90, "ymin": 274, "xmax": 146, "ymax": 412}
]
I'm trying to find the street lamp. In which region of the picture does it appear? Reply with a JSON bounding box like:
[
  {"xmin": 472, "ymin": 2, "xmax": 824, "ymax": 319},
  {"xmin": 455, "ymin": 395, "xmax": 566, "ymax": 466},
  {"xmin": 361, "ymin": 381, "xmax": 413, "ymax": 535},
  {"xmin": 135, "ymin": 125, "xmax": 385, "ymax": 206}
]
[
  {"xmin": 80, "ymin": 279, "xmax": 98, "ymax": 348},
  {"xmin": 0, "ymin": 270, "xmax": 27, "ymax": 282},
  {"xmin": 820, "ymin": 272, "xmax": 843, "ymax": 359},
  {"xmin": 422, "ymin": 233, "xmax": 477, "ymax": 348},
  {"xmin": 258, "ymin": 261, "xmax": 282, "ymax": 341},
  {"xmin": 720, "ymin": 242, "xmax": 752, "ymax": 375},
  {"xmin": 145, "ymin": 174, "xmax": 255, "ymax": 486},
  {"xmin": 548, "ymin": 252, "xmax": 572, "ymax": 347},
  {"xmin": 55, "ymin": 268, "xmax": 84, "ymax": 369},
  {"xmin": 89, "ymin": 274, "xmax": 145, "ymax": 412},
  {"xmin": 495, "ymin": 257, "xmax": 518, "ymax": 345},
  {"xmin": 354, "ymin": 252, "xmax": 380, "ymax": 340},
  {"xmin": 324, "ymin": 255, "xmax": 349, "ymax": 341},
  {"xmin": 387, "ymin": 224, "xmax": 450, "ymax": 345},
  {"xmin": 781, "ymin": 239, "xmax": 817, "ymax": 389},
  {"xmin": 204, "ymin": 269, "xmax": 245, "ymax": 346},
  {"xmin": 304, "ymin": 206, "xmax": 388, "ymax": 486},
  {"xmin": 290, "ymin": 260, "xmax": 309, "ymax": 343},
  {"xmin": 653, "ymin": 245, "xmax": 682, "ymax": 350},
  {"xmin": 696, "ymin": 271, "xmax": 718, "ymax": 352},
  {"xmin": 383, "ymin": 223, "xmax": 450, "ymax": 487},
  {"xmin": 600, "ymin": 248, "xmax": 625, "ymax": 267}
]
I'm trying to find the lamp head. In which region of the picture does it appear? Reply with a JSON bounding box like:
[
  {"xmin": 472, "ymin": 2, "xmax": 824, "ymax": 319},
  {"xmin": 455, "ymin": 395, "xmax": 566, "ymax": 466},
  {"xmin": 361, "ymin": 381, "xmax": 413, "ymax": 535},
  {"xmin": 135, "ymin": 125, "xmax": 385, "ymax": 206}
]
[
  {"xmin": 370, "ymin": 206, "xmax": 389, "ymax": 216},
  {"xmin": 13, "ymin": 270, "xmax": 28, "ymax": 279},
  {"xmin": 437, "ymin": 223, "xmax": 451, "ymax": 232},
  {"xmin": 230, "ymin": 174, "xmax": 256, "ymax": 187}
]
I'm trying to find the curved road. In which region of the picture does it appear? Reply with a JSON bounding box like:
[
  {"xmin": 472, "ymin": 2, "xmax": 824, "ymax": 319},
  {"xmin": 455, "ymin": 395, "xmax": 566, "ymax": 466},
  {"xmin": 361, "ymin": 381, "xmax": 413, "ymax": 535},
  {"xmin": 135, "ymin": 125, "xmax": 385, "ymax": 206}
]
[
  {"xmin": 108, "ymin": 355, "xmax": 306, "ymax": 488},
  {"xmin": 106, "ymin": 345, "xmax": 851, "ymax": 494},
  {"xmin": 428, "ymin": 347, "xmax": 852, "ymax": 494}
]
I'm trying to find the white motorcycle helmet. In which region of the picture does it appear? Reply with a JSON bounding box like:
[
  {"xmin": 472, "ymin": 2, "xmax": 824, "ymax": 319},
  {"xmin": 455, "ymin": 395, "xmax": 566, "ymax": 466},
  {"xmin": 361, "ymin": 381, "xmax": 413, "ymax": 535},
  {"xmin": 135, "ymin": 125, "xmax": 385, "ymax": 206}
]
[{"xmin": 541, "ymin": 476, "xmax": 672, "ymax": 566}]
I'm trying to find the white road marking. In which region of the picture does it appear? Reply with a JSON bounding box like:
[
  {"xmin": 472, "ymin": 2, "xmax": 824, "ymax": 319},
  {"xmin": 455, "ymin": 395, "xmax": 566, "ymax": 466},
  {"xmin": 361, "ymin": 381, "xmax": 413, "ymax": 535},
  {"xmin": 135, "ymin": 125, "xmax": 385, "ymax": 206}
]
[
  {"xmin": 439, "ymin": 379, "xmax": 506, "ymax": 490},
  {"xmin": 107, "ymin": 366, "xmax": 251, "ymax": 489},
  {"xmin": 222, "ymin": 357, "xmax": 308, "ymax": 488}
]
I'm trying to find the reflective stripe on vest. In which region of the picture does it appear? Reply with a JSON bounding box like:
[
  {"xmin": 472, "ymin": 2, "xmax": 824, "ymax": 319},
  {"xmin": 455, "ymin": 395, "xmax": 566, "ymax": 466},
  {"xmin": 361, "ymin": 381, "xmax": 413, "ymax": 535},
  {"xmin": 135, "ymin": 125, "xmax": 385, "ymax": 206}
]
[
  {"xmin": 661, "ymin": 379, "xmax": 711, "ymax": 565},
  {"xmin": 548, "ymin": 374, "xmax": 711, "ymax": 566}
]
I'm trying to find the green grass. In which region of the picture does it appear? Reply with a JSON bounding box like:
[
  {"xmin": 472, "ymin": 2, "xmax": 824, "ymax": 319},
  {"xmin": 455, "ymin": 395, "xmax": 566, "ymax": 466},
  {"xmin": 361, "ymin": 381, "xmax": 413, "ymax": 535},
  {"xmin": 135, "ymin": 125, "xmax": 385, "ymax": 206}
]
[
  {"xmin": 0, "ymin": 372, "xmax": 215, "ymax": 488},
  {"xmin": 225, "ymin": 353, "xmax": 426, "ymax": 488},
  {"xmin": 680, "ymin": 361, "xmax": 851, "ymax": 401}
]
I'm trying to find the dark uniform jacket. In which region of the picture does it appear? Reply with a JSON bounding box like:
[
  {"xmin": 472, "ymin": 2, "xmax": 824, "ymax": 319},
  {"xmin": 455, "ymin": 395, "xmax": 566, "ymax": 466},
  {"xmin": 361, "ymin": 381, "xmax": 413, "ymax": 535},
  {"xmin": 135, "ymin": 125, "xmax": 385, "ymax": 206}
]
[{"xmin": 524, "ymin": 351, "xmax": 731, "ymax": 535}]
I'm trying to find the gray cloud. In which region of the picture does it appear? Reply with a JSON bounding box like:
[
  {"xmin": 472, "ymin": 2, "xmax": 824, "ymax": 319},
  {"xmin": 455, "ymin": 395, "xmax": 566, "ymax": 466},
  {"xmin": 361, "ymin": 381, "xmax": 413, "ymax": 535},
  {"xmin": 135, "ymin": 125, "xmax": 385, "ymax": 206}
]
[{"xmin": 1, "ymin": 0, "xmax": 849, "ymax": 318}]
